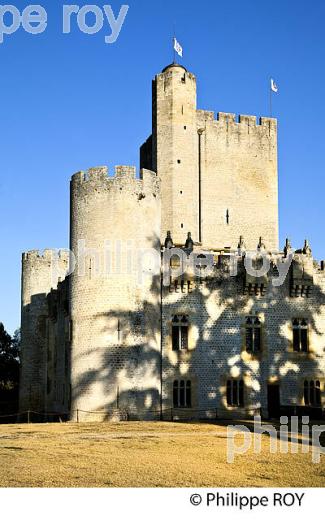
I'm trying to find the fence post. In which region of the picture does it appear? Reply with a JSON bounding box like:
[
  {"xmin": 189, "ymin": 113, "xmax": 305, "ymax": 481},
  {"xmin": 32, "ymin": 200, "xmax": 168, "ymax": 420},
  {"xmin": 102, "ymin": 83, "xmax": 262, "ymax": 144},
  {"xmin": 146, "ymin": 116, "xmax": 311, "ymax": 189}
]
[
  {"xmin": 76, "ymin": 409, "xmax": 79, "ymax": 423},
  {"xmin": 27, "ymin": 410, "xmax": 30, "ymax": 424}
]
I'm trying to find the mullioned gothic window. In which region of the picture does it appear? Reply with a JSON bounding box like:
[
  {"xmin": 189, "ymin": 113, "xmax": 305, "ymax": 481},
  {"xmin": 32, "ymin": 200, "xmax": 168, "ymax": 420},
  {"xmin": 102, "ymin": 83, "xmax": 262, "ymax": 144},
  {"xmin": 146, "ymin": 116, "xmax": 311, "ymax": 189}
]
[
  {"xmin": 304, "ymin": 380, "xmax": 321, "ymax": 406},
  {"xmin": 292, "ymin": 318, "xmax": 308, "ymax": 352},
  {"xmin": 226, "ymin": 379, "xmax": 244, "ymax": 407},
  {"xmin": 245, "ymin": 316, "xmax": 261, "ymax": 354},
  {"xmin": 173, "ymin": 380, "xmax": 191, "ymax": 408},
  {"xmin": 172, "ymin": 315, "xmax": 189, "ymax": 351}
]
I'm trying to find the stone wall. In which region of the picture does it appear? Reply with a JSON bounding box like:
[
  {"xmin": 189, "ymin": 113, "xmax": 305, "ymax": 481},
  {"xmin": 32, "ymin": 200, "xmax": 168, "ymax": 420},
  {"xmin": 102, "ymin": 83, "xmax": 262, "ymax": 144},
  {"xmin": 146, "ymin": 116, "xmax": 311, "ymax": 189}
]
[
  {"xmin": 46, "ymin": 278, "xmax": 70, "ymax": 414},
  {"xmin": 161, "ymin": 247, "xmax": 325, "ymax": 419},
  {"xmin": 197, "ymin": 111, "xmax": 278, "ymax": 251}
]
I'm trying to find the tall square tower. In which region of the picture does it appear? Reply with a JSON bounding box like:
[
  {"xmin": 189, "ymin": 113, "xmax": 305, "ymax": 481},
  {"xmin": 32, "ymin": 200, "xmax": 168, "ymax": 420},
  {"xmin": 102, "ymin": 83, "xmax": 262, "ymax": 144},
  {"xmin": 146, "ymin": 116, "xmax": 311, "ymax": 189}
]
[{"xmin": 141, "ymin": 63, "xmax": 279, "ymax": 251}]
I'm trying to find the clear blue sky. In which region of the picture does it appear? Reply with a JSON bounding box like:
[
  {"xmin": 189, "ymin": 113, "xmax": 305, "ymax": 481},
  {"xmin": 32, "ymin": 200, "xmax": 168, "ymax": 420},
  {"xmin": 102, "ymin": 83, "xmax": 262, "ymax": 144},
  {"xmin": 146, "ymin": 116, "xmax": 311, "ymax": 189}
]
[{"xmin": 0, "ymin": 0, "xmax": 324, "ymax": 333}]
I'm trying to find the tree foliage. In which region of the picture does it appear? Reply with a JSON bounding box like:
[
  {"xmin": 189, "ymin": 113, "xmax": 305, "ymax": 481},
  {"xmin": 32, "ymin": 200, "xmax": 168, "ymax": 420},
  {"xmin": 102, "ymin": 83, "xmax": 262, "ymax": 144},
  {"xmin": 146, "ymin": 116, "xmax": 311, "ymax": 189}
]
[{"xmin": 0, "ymin": 323, "xmax": 20, "ymax": 391}]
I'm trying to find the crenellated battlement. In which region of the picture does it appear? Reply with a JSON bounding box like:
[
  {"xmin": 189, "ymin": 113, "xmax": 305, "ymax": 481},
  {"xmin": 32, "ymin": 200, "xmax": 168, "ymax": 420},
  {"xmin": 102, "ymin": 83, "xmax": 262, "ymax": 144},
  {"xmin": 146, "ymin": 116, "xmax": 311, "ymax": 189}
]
[
  {"xmin": 71, "ymin": 166, "xmax": 108, "ymax": 183},
  {"xmin": 115, "ymin": 165, "xmax": 137, "ymax": 177},
  {"xmin": 158, "ymin": 63, "xmax": 196, "ymax": 82},
  {"xmin": 22, "ymin": 249, "xmax": 70, "ymax": 263},
  {"xmin": 21, "ymin": 248, "xmax": 70, "ymax": 316},
  {"xmin": 217, "ymin": 112, "xmax": 236, "ymax": 123},
  {"xmin": 216, "ymin": 112, "xmax": 276, "ymax": 128},
  {"xmin": 197, "ymin": 109, "xmax": 215, "ymax": 123},
  {"xmin": 72, "ymin": 165, "xmax": 157, "ymax": 182},
  {"xmin": 196, "ymin": 110, "xmax": 277, "ymax": 132},
  {"xmin": 71, "ymin": 165, "xmax": 160, "ymax": 197}
]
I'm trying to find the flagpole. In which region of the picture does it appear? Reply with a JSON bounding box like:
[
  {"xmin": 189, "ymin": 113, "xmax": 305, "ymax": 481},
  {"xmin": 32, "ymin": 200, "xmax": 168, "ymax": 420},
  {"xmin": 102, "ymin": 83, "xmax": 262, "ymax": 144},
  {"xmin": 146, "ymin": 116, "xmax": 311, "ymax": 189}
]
[
  {"xmin": 173, "ymin": 23, "xmax": 176, "ymax": 63},
  {"xmin": 269, "ymin": 78, "xmax": 272, "ymax": 118}
]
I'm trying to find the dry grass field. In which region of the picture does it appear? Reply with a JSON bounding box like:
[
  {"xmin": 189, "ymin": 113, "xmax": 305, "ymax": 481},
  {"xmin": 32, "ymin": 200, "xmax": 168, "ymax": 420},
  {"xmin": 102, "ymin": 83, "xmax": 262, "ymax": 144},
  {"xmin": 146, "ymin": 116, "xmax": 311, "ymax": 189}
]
[{"xmin": 0, "ymin": 421, "xmax": 324, "ymax": 487}]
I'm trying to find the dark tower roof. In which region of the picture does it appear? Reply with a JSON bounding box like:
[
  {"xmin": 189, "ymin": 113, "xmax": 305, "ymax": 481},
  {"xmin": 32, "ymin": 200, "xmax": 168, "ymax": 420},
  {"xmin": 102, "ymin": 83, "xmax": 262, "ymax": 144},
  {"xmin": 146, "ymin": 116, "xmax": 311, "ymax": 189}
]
[{"xmin": 162, "ymin": 63, "xmax": 188, "ymax": 73}]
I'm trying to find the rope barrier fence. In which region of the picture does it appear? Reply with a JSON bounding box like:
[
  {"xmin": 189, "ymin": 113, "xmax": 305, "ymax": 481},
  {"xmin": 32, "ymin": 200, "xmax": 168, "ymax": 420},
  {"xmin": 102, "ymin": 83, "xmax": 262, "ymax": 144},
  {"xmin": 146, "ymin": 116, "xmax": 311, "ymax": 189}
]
[{"xmin": 0, "ymin": 406, "xmax": 234, "ymax": 424}]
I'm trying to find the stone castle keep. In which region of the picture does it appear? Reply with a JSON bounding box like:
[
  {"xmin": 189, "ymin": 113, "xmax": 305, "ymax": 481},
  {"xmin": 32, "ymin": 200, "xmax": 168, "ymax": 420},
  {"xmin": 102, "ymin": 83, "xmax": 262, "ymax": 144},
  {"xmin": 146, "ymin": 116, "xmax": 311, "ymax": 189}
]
[{"xmin": 19, "ymin": 63, "xmax": 325, "ymax": 421}]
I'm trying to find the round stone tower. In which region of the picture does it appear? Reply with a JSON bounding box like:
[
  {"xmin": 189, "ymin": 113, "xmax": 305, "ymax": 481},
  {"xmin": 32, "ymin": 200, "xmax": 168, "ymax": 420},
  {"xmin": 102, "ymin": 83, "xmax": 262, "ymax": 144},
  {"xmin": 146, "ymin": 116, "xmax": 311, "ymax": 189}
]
[
  {"xmin": 69, "ymin": 166, "xmax": 161, "ymax": 421},
  {"xmin": 20, "ymin": 249, "xmax": 69, "ymax": 412}
]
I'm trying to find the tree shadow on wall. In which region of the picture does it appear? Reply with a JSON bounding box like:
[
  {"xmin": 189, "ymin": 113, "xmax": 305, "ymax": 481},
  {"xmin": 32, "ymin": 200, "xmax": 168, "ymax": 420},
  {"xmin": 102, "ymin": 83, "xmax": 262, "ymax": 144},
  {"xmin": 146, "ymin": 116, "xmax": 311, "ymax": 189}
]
[{"xmin": 71, "ymin": 242, "xmax": 325, "ymax": 425}]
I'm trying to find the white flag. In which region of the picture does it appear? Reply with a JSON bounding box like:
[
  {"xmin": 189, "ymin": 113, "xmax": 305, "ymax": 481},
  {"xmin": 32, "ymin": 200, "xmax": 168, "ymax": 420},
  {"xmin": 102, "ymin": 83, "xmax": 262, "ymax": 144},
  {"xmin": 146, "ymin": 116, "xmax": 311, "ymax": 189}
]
[
  {"xmin": 271, "ymin": 78, "xmax": 278, "ymax": 93},
  {"xmin": 174, "ymin": 37, "xmax": 183, "ymax": 57}
]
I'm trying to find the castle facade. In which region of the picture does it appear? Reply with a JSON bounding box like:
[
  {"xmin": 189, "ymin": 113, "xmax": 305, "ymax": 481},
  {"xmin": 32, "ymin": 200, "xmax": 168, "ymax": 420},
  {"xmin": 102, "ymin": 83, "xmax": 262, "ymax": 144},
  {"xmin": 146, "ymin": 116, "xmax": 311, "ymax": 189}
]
[{"xmin": 19, "ymin": 63, "xmax": 325, "ymax": 421}]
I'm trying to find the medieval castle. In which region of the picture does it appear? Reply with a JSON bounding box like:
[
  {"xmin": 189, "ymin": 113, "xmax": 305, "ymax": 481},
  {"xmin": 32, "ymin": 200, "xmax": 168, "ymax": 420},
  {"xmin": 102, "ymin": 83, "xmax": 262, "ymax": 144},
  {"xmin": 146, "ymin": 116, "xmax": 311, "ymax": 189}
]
[{"xmin": 19, "ymin": 62, "xmax": 325, "ymax": 421}]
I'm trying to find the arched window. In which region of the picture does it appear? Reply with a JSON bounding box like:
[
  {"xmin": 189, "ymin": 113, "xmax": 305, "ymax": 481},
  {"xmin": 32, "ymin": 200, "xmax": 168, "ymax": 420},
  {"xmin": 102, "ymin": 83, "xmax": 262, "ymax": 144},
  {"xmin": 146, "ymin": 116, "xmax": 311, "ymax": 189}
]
[
  {"xmin": 196, "ymin": 254, "xmax": 208, "ymax": 271},
  {"xmin": 173, "ymin": 380, "xmax": 192, "ymax": 408},
  {"xmin": 172, "ymin": 315, "xmax": 189, "ymax": 351},
  {"xmin": 245, "ymin": 316, "xmax": 261, "ymax": 353},
  {"xmin": 170, "ymin": 254, "xmax": 181, "ymax": 270}
]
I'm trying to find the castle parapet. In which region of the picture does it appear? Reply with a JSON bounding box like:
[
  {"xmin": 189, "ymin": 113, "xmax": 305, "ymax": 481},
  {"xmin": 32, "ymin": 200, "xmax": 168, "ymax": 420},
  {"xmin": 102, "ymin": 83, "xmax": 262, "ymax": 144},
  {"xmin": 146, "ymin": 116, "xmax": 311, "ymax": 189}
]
[
  {"xmin": 71, "ymin": 165, "xmax": 160, "ymax": 197},
  {"xmin": 196, "ymin": 109, "xmax": 215, "ymax": 125},
  {"xmin": 260, "ymin": 116, "xmax": 277, "ymax": 127},
  {"xmin": 238, "ymin": 114, "xmax": 257, "ymax": 125},
  {"xmin": 72, "ymin": 166, "xmax": 108, "ymax": 183},
  {"xmin": 217, "ymin": 112, "xmax": 236, "ymax": 123},
  {"xmin": 23, "ymin": 249, "xmax": 70, "ymax": 263},
  {"xmin": 197, "ymin": 110, "xmax": 277, "ymax": 131},
  {"xmin": 115, "ymin": 165, "xmax": 136, "ymax": 178},
  {"xmin": 22, "ymin": 249, "xmax": 70, "ymax": 303}
]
